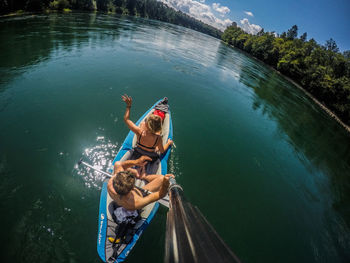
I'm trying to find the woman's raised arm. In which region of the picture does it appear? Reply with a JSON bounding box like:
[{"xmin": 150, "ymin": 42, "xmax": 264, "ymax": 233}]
[{"xmin": 122, "ymin": 94, "xmax": 142, "ymax": 135}]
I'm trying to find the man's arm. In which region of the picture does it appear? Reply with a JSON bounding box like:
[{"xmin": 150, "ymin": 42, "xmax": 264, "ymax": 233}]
[
  {"xmin": 107, "ymin": 179, "xmax": 118, "ymax": 200},
  {"xmin": 131, "ymin": 174, "xmax": 171, "ymax": 210},
  {"xmin": 108, "ymin": 174, "xmax": 172, "ymax": 210},
  {"xmin": 113, "ymin": 156, "xmax": 152, "ymax": 175},
  {"xmin": 132, "ymin": 192, "xmax": 162, "ymax": 210}
]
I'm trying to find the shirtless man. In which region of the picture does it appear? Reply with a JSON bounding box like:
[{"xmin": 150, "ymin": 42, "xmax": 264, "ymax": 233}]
[{"xmin": 107, "ymin": 155, "xmax": 173, "ymax": 210}]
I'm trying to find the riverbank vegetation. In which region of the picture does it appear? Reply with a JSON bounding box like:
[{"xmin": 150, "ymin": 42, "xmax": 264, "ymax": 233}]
[
  {"xmin": 0, "ymin": 0, "xmax": 222, "ymax": 38},
  {"xmin": 222, "ymin": 24, "xmax": 350, "ymax": 127},
  {"xmin": 2, "ymin": 1, "xmax": 349, "ymax": 127}
]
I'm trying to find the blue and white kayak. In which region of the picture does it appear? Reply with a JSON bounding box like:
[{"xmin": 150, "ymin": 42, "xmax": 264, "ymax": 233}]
[{"xmin": 97, "ymin": 99, "xmax": 173, "ymax": 263}]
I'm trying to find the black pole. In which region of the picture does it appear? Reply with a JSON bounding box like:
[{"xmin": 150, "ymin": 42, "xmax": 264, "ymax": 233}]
[{"xmin": 165, "ymin": 179, "xmax": 241, "ymax": 263}]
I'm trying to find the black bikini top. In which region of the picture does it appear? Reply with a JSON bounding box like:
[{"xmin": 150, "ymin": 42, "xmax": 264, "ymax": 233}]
[{"xmin": 137, "ymin": 131, "xmax": 159, "ymax": 150}]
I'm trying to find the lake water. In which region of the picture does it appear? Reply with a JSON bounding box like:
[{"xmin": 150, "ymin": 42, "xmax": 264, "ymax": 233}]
[{"xmin": 0, "ymin": 13, "xmax": 349, "ymax": 263}]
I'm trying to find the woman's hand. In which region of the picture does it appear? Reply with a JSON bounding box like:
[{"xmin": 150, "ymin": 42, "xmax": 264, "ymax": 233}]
[
  {"xmin": 167, "ymin": 139, "xmax": 173, "ymax": 146},
  {"xmin": 122, "ymin": 94, "xmax": 142, "ymax": 136},
  {"xmin": 122, "ymin": 94, "xmax": 132, "ymax": 107}
]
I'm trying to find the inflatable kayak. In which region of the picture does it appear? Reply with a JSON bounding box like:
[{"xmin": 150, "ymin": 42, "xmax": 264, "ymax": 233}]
[{"xmin": 97, "ymin": 99, "xmax": 173, "ymax": 263}]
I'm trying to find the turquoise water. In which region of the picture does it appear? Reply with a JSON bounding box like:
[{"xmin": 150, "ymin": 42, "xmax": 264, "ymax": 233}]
[{"xmin": 0, "ymin": 13, "xmax": 349, "ymax": 263}]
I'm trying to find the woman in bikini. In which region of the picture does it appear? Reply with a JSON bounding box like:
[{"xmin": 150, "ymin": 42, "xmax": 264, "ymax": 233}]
[{"xmin": 121, "ymin": 94, "xmax": 173, "ymax": 173}]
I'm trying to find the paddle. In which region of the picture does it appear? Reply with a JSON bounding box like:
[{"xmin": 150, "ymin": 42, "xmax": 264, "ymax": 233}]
[
  {"xmin": 77, "ymin": 158, "xmax": 170, "ymax": 208},
  {"xmin": 165, "ymin": 177, "xmax": 242, "ymax": 263}
]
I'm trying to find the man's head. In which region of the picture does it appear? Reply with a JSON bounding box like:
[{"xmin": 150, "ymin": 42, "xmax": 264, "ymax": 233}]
[{"xmin": 112, "ymin": 170, "xmax": 135, "ymax": 196}]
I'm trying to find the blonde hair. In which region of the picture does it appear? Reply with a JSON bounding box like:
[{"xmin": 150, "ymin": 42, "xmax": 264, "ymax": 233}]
[{"xmin": 146, "ymin": 114, "xmax": 162, "ymax": 134}]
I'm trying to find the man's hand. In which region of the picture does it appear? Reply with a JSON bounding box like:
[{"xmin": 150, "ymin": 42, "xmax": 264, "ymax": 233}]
[
  {"xmin": 126, "ymin": 168, "xmax": 139, "ymax": 178},
  {"xmin": 138, "ymin": 165, "xmax": 147, "ymax": 180},
  {"xmin": 159, "ymin": 174, "xmax": 174, "ymax": 198},
  {"xmin": 122, "ymin": 94, "xmax": 132, "ymax": 107},
  {"xmin": 136, "ymin": 155, "xmax": 152, "ymax": 167}
]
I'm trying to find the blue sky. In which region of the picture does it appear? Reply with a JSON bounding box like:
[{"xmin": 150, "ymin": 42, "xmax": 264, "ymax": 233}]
[{"xmin": 160, "ymin": 0, "xmax": 350, "ymax": 51}]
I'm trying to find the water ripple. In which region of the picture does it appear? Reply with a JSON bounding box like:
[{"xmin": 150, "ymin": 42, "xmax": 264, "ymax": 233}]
[{"xmin": 8, "ymin": 197, "xmax": 74, "ymax": 263}]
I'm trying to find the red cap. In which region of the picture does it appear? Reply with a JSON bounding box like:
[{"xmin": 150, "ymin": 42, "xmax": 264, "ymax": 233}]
[{"xmin": 153, "ymin": 109, "xmax": 165, "ymax": 121}]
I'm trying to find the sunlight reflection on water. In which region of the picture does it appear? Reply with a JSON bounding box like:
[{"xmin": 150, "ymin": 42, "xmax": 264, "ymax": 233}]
[
  {"xmin": 1, "ymin": 13, "xmax": 349, "ymax": 263},
  {"xmin": 76, "ymin": 136, "xmax": 119, "ymax": 190}
]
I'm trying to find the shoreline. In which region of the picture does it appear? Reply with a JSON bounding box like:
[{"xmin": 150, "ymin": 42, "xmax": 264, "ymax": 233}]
[
  {"xmin": 274, "ymin": 69, "xmax": 350, "ymax": 134},
  {"xmin": 0, "ymin": 11, "xmax": 33, "ymax": 18},
  {"xmin": 225, "ymin": 43, "xmax": 350, "ymax": 135},
  {"xmin": 1, "ymin": 12, "xmax": 349, "ymax": 134},
  {"xmin": 0, "ymin": 11, "xmax": 60, "ymax": 19}
]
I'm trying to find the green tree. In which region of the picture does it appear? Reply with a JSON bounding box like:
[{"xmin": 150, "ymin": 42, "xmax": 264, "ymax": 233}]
[
  {"xmin": 300, "ymin": 32, "xmax": 307, "ymax": 42},
  {"xmin": 280, "ymin": 31, "xmax": 287, "ymax": 39},
  {"xmin": 286, "ymin": 25, "xmax": 298, "ymax": 40},
  {"xmin": 96, "ymin": 0, "xmax": 109, "ymax": 11},
  {"xmin": 325, "ymin": 38, "xmax": 339, "ymax": 53},
  {"xmin": 343, "ymin": 50, "xmax": 350, "ymax": 59},
  {"xmin": 222, "ymin": 23, "xmax": 350, "ymax": 126}
]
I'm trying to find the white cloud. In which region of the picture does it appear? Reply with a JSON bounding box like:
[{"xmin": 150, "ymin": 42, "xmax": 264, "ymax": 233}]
[
  {"xmin": 212, "ymin": 3, "xmax": 230, "ymax": 16},
  {"xmin": 240, "ymin": 18, "xmax": 262, "ymax": 35},
  {"xmin": 159, "ymin": 0, "xmax": 232, "ymax": 31},
  {"xmin": 244, "ymin": 11, "xmax": 254, "ymax": 17}
]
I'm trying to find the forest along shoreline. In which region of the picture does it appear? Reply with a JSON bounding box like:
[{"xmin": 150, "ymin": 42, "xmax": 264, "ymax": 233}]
[
  {"xmin": 224, "ymin": 41, "xmax": 350, "ymax": 134},
  {"xmin": 278, "ymin": 70, "xmax": 350, "ymax": 134},
  {"xmin": 272, "ymin": 62, "xmax": 350, "ymax": 134},
  {"xmin": 2, "ymin": 2, "xmax": 349, "ymax": 134},
  {"xmin": 0, "ymin": 1, "xmax": 222, "ymax": 38},
  {"xmin": 222, "ymin": 24, "xmax": 350, "ymax": 134}
]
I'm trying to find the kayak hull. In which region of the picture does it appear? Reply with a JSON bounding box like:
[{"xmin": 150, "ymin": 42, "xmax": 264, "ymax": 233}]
[{"xmin": 97, "ymin": 99, "xmax": 173, "ymax": 262}]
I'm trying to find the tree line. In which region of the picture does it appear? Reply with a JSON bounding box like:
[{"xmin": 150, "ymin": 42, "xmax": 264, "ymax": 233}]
[
  {"xmin": 0, "ymin": 0, "xmax": 222, "ymax": 38},
  {"xmin": 222, "ymin": 24, "xmax": 350, "ymax": 126}
]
